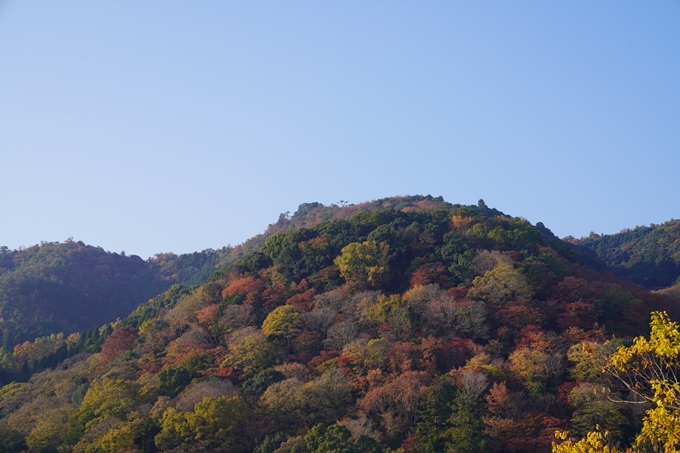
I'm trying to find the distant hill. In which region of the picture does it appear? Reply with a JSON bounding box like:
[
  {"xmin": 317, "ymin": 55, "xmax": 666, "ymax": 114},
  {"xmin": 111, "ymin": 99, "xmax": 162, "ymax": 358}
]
[
  {"xmin": 0, "ymin": 240, "xmax": 239, "ymax": 348},
  {"xmin": 570, "ymin": 219, "xmax": 680, "ymax": 288}
]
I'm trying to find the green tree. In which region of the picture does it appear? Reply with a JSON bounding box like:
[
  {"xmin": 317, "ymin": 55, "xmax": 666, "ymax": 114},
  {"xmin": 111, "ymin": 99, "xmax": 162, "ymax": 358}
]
[
  {"xmin": 262, "ymin": 229, "xmax": 318, "ymax": 281},
  {"xmin": 413, "ymin": 379, "xmax": 459, "ymax": 453},
  {"xmin": 0, "ymin": 421, "xmax": 26, "ymax": 453},
  {"xmin": 158, "ymin": 365, "xmax": 193, "ymax": 397},
  {"xmin": 567, "ymin": 342, "xmax": 616, "ymax": 382},
  {"xmin": 305, "ymin": 424, "xmax": 355, "ymax": 453},
  {"xmin": 446, "ymin": 386, "xmax": 492, "ymax": 453},
  {"xmin": 241, "ymin": 368, "xmax": 286, "ymax": 398},
  {"xmin": 254, "ymin": 432, "xmax": 290, "ymax": 453},
  {"xmin": 304, "ymin": 424, "xmax": 382, "ymax": 453}
]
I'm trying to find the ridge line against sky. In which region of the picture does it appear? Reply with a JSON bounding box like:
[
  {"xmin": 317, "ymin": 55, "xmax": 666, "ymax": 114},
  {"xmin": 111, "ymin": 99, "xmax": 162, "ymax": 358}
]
[
  {"xmin": 1, "ymin": 195, "xmax": 675, "ymax": 259},
  {"xmin": 1, "ymin": 1, "xmax": 678, "ymax": 258}
]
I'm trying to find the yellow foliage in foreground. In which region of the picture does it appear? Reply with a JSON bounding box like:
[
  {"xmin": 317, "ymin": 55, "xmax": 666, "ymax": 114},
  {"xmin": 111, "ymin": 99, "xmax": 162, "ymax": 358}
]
[
  {"xmin": 553, "ymin": 312, "xmax": 680, "ymax": 453},
  {"xmin": 553, "ymin": 428, "xmax": 629, "ymax": 453}
]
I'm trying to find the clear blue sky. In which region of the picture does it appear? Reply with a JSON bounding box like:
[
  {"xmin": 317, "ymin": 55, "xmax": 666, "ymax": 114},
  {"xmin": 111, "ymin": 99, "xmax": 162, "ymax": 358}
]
[{"xmin": 1, "ymin": 1, "xmax": 679, "ymax": 258}]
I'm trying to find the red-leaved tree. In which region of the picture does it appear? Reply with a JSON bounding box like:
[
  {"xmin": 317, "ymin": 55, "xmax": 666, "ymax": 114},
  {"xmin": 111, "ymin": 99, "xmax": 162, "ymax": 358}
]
[{"xmin": 99, "ymin": 327, "xmax": 138, "ymax": 367}]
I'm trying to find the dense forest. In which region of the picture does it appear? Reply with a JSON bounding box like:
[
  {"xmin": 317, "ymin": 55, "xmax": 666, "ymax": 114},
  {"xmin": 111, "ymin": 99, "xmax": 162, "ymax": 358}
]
[
  {"xmin": 0, "ymin": 196, "xmax": 461, "ymax": 350},
  {"xmin": 1, "ymin": 198, "xmax": 679, "ymax": 452},
  {"xmin": 0, "ymin": 241, "xmax": 233, "ymax": 350}
]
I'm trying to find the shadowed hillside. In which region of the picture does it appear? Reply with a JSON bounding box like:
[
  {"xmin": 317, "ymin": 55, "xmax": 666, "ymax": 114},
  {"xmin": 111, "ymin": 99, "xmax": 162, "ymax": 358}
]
[{"xmin": 571, "ymin": 219, "xmax": 680, "ymax": 288}]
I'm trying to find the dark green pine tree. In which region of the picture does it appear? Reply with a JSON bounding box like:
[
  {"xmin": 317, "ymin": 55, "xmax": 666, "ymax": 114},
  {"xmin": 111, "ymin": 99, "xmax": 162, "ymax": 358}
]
[
  {"xmin": 446, "ymin": 388, "xmax": 491, "ymax": 453},
  {"xmin": 413, "ymin": 379, "xmax": 458, "ymax": 453}
]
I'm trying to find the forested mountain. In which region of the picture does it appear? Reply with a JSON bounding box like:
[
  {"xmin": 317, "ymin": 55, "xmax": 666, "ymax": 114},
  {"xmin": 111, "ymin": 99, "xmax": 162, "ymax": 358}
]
[
  {"xmin": 0, "ymin": 241, "xmax": 236, "ymax": 349},
  {"xmin": 0, "ymin": 195, "xmax": 464, "ymax": 349},
  {"xmin": 571, "ymin": 219, "xmax": 680, "ymax": 288},
  {"xmin": 1, "ymin": 201, "xmax": 678, "ymax": 453}
]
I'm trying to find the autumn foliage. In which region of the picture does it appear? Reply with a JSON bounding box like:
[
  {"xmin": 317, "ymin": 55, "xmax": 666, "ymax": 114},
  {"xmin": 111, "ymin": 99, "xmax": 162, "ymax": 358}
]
[{"xmin": 1, "ymin": 199, "xmax": 679, "ymax": 453}]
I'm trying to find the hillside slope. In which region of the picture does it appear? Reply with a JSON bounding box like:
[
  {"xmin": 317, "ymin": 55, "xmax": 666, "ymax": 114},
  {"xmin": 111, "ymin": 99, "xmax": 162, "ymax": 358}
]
[
  {"xmin": 0, "ymin": 240, "xmax": 170, "ymax": 348},
  {"xmin": 0, "ymin": 195, "xmax": 462, "ymax": 348},
  {"xmin": 1, "ymin": 201, "xmax": 676, "ymax": 453},
  {"xmin": 0, "ymin": 241, "xmax": 244, "ymax": 348}
]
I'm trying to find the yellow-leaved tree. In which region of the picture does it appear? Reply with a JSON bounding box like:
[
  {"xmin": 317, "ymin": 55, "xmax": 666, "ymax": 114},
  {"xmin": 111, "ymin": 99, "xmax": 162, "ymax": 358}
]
[
  {"xmin": 334, "ymin": 241, "xmax": 391, "ymax": 288},
  {"xmin": 553, "ymin": 311, "xmax": 680, "ymax": 453}
]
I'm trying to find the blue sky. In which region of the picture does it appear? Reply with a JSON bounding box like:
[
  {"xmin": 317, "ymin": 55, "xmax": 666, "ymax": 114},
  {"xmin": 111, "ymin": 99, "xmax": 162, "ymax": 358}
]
[{"xmin": 1, "ymin": 1, "xmax": 679, "ymax": 258}]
